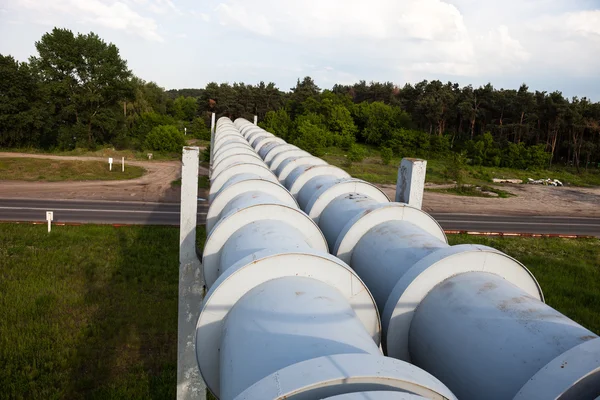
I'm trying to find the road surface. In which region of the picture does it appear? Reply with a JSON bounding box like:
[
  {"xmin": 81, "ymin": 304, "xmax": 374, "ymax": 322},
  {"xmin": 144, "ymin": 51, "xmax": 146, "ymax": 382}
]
[{"xmin": 1, "ymin": 198, "xmax": 599, "ymax": 237}]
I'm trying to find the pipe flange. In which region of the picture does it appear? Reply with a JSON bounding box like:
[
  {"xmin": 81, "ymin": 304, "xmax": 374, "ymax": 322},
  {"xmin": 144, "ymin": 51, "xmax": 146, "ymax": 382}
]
[
  {"xmin": 213, "ymin": 143, "xmax": 253, "ymax": 161},
  {"xmin": 206, "ymin": 179, "xmax": 298, "ymax": 233},
  {"xmin": 209, "ymin": 163, "xmax": 276, "ymax": 201},
  {"xmin": 334, "ymin": 203, "xmax": 447, "ymax": 263},
  {"xmin": 286, "ymin": 165, "xmax": 350, "ymax": 198},
  {"xmin": 513, "ymin": 337, "xmax": 600, "ymax": 400},
  {"xmin": 247, "ymin": 130, "xmax": 271, "ymax": 144},
  {"xmin": 196, "ymin": 252, "xmax": 381, "ymax": 399},
  {"xmin": 264, "ymin": 144, "xmax": 298, "ymax": 165},
  {"xmin": 254, "ymin": 137, "xmax": 285, "ymax": 153},
  {"xmin": 215, "ymin": 134, "xmax": 245, "ymax": 150},
  {"xmin": 249, "ymin": 132, "xmax": 273, "ymax": 147},
  {"xmin": 213, "ymin": 146, "xmax": 259, "ymax": 166},
  {"xmin": 234, "ymin": 354, "xmax": 457, "ymax": 400},
  {"xmin": 202, "ymin": 203, "xmax": 328, "ymax": 288},
  {"xmin": 306, "ymin": 178, "xmax": 390, "ymax": 223},
  {"xmin": 258, "ymin": 141, "xmax": 284, "ymax": 159},
  {"xmin": 211, "ymin": 154, "xmax": 264, "ymax": 178},
  {"xmin": 382, "ymin": 244, "xmax": 544, "ymax": 360},
  {"xmin": 214, "ymin": 139, "xmax": 252, "ymax": 153},
  {"xmin": 269, "ymin": 149, "xmax": 310, "ymax": 171},
  {"xmin": 276, "ymin": 156, "xmax": 328, "ymax": 184},
  {"xmin": 241, "ymin": 126, "xmax": 263, "ymax": 139}
]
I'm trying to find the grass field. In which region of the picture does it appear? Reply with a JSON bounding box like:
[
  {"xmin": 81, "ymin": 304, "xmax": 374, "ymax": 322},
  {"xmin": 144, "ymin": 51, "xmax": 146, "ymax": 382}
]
[
  {"xmin": 0, "ymin": 158, "xmax": 145, "ymax": 181},
  {"xmin": 1, "ymin": 224, "xmax": 598, "ymax": 399},
  {"xmin": 0, "ymin": 224, "xmax": 178, "ymax": 399},
  {"xmin": 322, "ymin": 145, "xmax": 600, "ymax": 187}
]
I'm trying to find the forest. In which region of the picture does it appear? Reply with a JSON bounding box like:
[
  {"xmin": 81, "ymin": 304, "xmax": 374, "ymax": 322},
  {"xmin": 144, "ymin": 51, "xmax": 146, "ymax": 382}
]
[{"xmin": 1, "ymin": 27, "xmax": 599, "ymax": 171}]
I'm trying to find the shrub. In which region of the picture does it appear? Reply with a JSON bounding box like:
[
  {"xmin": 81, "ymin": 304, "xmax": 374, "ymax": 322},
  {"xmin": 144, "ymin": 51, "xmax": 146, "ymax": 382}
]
[
  {"xmin": 145, "ymin": 125, "xmax": 185, "ymax": 152},
  {"xmin": 347, "ymin": 144, "xmax": 366, "ymax": 163},
  {"xmin": 380, "ymin": 147, "xmax": 393, "ymax": 165}
]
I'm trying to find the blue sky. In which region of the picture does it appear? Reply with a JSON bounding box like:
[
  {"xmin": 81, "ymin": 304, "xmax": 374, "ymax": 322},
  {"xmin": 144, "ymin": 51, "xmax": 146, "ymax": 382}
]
[{"xmin": 1, "ymin": 0, "xmax": 599, "ymax": 99}]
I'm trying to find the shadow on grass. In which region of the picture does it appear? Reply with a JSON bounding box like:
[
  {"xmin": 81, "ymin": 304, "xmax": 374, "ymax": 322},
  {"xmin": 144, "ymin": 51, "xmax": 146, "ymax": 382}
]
[{"xmin": 67, "ymin": 225, "xmax": 179, "ymax": 399}]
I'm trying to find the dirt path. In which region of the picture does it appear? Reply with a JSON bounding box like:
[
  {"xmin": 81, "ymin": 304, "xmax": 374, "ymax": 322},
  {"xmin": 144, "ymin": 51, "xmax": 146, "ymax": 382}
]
[
  {"xmin": 0, "ymin": 152, "xmax": 191, "ymax": 202},
  {"xmin": 378, "ymin": 183, "xmax": 600, "ymax": 217}
]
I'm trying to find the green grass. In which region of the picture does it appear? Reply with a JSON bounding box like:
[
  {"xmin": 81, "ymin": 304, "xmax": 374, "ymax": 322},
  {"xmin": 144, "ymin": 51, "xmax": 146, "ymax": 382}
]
[
  {"xmin": 1, "ymin": 224, "xmax": 598, "ymax": 400},
  {"xmin": 0, "ymin": 158, "xmax": 145, "ymax": 181},
  {"xmin": 429, "ymin": 185, "xmax": 514, "ymax": 198},
  {"xmin": 0, "ymin": 224, "xmax": 179, "ymax": 399},
  {"xmin": 448, "ymin": 235, "xmax": 600, "ymax": 335},
  {"xmin": 322, "ymin": 144, "xmax": 600, "ymax": 187}
]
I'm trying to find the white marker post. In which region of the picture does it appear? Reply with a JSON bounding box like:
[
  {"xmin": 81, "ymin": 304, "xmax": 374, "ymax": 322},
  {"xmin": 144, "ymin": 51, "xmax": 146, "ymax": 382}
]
[
  {"xmin": 108, "ymin": 157, "xmax": 113, "ymax": 171},
  {"xmin": 46, "ymin": 211, "xmax": 53, "ymax": 233},
  {"xmin": 253, "ymin": 115, "xmax": 258, "ymax": 125},
  {"xmin": 184, "ymin": 127, "xmax": 187, "ymax": 136},
  {"xmin": 122, "ymin": 157, "xmax": 125, "ymax": 172}
]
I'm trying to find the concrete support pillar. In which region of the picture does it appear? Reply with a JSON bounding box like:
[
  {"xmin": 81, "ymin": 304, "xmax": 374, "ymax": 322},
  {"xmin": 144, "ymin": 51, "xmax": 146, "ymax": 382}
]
[
  {"xmin": 209, "ymin": 113, "xmax": 216, "ymax": 178},
  {"xmin": 178, "ymin": 146, "xmax": 206, "ymax": 400},
  {"xmin": 396, "ymin": 158, "xmax": 427, "ymax": 209}
]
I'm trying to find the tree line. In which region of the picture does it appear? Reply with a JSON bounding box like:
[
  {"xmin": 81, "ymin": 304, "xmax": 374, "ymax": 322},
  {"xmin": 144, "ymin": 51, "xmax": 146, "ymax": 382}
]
[{"xmin": 1, "ymin": 28, "xmax": 599, "ymax": 171}]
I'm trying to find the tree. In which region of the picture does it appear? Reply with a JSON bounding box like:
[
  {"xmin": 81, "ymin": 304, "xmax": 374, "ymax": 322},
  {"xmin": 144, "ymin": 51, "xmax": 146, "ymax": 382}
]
[
  {"xmin": 172, "ymin": 96, "xmax": 198, "ymax": 121},
  {"xmin": 0, "ymin": 55, "xmax": 45, "ymax": 147},
  {"xmin": 29, "ymin": 28, "xmax": 133, "ymax": 148},
  {"xmin": 145, "ymin": 125, "xmax": 185, "ymax": 152}
]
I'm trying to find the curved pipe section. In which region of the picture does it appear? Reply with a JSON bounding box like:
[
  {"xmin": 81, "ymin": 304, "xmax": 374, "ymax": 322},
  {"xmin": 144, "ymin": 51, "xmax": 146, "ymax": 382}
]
[
  {"xmin": 197, "ymin": 118, "xmax": 456, "ymax": 400},
  {"xmin": 234, "ymin": 118, "xmax": 600, "ymax": 400}
]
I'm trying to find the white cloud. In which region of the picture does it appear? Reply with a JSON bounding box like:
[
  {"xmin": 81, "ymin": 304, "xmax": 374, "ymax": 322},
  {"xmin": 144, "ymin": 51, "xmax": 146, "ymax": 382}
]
[
  {"xmin": 15, "ymin": 0, "xmax": 165, "ymax": 42},
  {"xmin": 214, "ymin": 0, "xmax": 530, "ymax": 77}
]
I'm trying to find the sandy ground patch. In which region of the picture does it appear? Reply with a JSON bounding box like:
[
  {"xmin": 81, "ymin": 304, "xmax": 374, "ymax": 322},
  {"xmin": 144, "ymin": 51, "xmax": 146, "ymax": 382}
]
[{"xmin": 377, "ymin": 183, "xmax": 600, "ymax": 217}]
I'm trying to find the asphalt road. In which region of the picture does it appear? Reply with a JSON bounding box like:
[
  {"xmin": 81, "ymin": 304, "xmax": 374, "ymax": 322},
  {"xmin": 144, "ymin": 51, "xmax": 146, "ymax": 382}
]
[{"xmin": 1, "ymin": 198, "xmax": 599, "ymax": 237}]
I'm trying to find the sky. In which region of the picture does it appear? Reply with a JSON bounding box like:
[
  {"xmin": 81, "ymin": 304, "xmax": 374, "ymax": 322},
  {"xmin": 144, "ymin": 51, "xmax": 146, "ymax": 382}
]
[{"xmin": 1, "ymin": 0, "xmax": 599, "ymax": 99}]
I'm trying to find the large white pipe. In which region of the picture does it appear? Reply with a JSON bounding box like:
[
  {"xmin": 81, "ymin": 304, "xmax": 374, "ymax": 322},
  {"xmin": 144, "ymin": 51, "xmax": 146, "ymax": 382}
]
[
  {"xmin": 235, "ymin": 118, "xmax": 600, "ymax": 400},
  {"xmin": 197, "ymin": 118, "xmax": 457, "ymax": 400}
]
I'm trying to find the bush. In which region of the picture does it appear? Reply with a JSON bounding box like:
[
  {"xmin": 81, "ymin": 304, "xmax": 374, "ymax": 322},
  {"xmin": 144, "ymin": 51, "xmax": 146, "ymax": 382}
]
[
  {"xmin": 145, "ymin": 125, "xmax": 185, "ymax": 152},
  {"xmin": 347, "ymin": 144, "xmax": 366, "ymax": 163},
  {"xmin": 186, "ymin": 117, "xmax": 210, "ymax": 140},
  {"xmin": 380, "ymin": 147, "xmax": 393, "ymax": 165}
]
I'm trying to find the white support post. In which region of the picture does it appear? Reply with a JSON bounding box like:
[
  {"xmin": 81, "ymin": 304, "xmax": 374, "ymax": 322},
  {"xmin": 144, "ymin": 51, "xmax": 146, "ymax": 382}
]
[
  {"xmin": 209, "ymin": 113, "xmax": 216, "ymax": 178},
  {"xmin": 46, "ymin": 211, "xmax": 53, "ymax": 233},
  {"xmin": 253, "ymin": 115, "xmax": 258, "ymax": 125},
  {"xmin": 396, "ymin": 158, "xmax": 427, "ymax": 209},
  {"xmin": 121, "ymin": 157, "xmax": 125, "ymax": 172},
  {"xmin": 177, "ymin": 146, "xmax": 206, "ymax": 400},
  {"xmin": 109, "ymin": 157, "xmax": 113, "ymax": 171}
]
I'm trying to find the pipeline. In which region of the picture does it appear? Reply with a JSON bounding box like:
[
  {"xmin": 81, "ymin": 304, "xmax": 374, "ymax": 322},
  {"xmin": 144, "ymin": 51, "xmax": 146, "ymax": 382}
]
[
  {"xmin": 234, "ymin": 118, "xmax": 600, "ymax": 400},
  {"xmin": 196, "ymin": 117, "xmax": 457, "ymax": 400}
]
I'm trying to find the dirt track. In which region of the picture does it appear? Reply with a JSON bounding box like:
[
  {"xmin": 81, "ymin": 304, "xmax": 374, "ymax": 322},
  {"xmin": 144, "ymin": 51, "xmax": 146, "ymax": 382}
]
[
  {"xmin": 1, "ymin": 152, "xmax": 599, "ymax": 215},
  {"xmin": 0, "ymin": 153, "xmax": 199, "ymax": 202}
]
